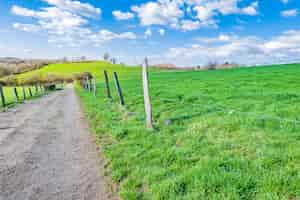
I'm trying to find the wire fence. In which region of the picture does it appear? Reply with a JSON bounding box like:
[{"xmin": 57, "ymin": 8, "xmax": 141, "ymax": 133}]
[
  {"xmin": 81, "ymin": 69, "xmax": 300, "ymax": 131},
  {"xmin": 0, "ymin": 84, "xmax": 47, "ymax": 112}
]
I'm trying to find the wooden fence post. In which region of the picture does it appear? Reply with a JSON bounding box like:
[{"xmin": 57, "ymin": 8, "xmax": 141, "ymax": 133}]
[
  {"xmin": 28, "ymin": 87, "xmax": 33, "ymax": 97},
  {"xmin": 142, "ymin": 58, "xmax": 153, "ymax": 129},
  {"xmin": 113, "ymin": 72, "xmax": 125, "ymax": 106},
  {"xmin": 104, "ymin": 70, "xmax": 112, "ymax": 99},
  {"xmin": 86, "ymin": 77, "xmax": 91, "ymax": 92},
  {"xmin": 93, "ymin": 78, "xmax": 97, "ymax": 96},
  {"xmin": 44, "ymin": 86, "xmax": 47, "ymax": 95},
  {"xmin": 0, "ymin": 84, "xmax": 6, "ymax": 111},
  {"xmin": 22, "ymin": 87, "xmax": 26, "ymax": 100},
  {"xmin": 35, "ymin": 85, "xmax": 38, "ymax": 94},
  {"xmin": 14, "ymin": 86, "xmax": 19, "ymax": 103}
]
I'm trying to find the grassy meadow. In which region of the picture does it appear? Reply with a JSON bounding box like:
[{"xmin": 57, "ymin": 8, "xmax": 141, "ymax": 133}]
[
  {"xmin": 78, "ymin": 63, "xmax": 300, "ymax": 199},
  {"xmin": 7, "ymin": 62, "xmax": 300, "ymax": 199},
  {"xmin": 16, "ymin": 61, "xmax": 140, "ymax": 81}
]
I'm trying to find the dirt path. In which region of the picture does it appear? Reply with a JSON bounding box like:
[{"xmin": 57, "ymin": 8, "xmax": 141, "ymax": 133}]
[{"xmin": 0, "ymin": 88, "xmax": 115, "ymax": 200}]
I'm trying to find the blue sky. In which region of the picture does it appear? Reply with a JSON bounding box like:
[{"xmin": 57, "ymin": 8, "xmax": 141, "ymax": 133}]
[{"xmin": 1, "ymin": 0, "xmax": 300, "ymax": 66}]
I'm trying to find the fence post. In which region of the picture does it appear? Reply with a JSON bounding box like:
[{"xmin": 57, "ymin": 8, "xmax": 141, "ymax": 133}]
[
  {"xmin": 104, "ymin": 70, "xmax": 112, "ymax": 99},
  {"xmin": 28, "ymin": 87, "xmax": 33, "ymax": 97},
  {"xmin": 35, "ymin": 85, "xmax": 38, "ymax": 94},
  {"xmin": 113, "ymin": 72, "xmax": 125, "ymax": 106},
  {"xmin": 86, "ymin": 77, "xmax": 91, "ymax": 92},
  {"xmin": 22, "ymin": 86, "xmax": 26, "ymax": 100},
  {"xmin": 93, "ymin": 78, "xmax": 97, "ymax": 96},
  {"xmin": 0, "ymin": 84, "xmax": 6, "ymax": 111},
  {"xmin": 14, "ymin": 86, "xmax": 19, "ymax": 103},
  {"xmin": 142, "ymin": 58, "xmax": 153, "ymax": 129}
]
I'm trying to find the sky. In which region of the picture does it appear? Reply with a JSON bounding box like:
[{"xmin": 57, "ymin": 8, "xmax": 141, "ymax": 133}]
[{"xmin": 0, "ymin": 0, "xmax": 300, "ymax": 66}]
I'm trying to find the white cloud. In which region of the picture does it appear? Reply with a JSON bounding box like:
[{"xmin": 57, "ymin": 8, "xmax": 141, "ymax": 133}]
[
  {"xmin": 112, "ymin": 10, "xmax": 134, "ymax": 20},
  {"xmin": 131, "ymin": 0, "xmax": 184, "ymax": 26},
  {"xmin": 264, "ymin": 30, "xmax": 300, "ymax": 51},
  {"xmin": 97, "ymin": 30, "xmax": 137, "ymax": 41},
  {"xmin": 13, "ymin": 23, "xmax": 41, "ymax": 32},
  {"xmin": 42, "ymin": 0, "xmax": 101, "ymax": 18},
  {"xmin": 12, "ymin": 6, "xmax": 88, "ymax": 31},
  {"xmin": 159, "ymin": 28, "xmax": 165, "ymax": 36},
  {"xmin": 281, "ymin": 0, "xmax": 289, "ymax": 4},
  {"xmin": 196, "ymin": 34, "xmax": 238, "ymax": 43},
  {"xmin": 11, "ymin": 5, "xmax": 37, "ymax": 16},
  {"xmin": 131, "ymin": 0, "xmax": 259, "ymax": 31},
  {"xmin": 281, "ymin": 9, "xmax": 298, "ymax": 17},
  {"xmin": 241, "ymin": 1, "xmax": 258, "ymax": 15},
  {"xmin": 193, "ymin": 5, "xmax": 215, "ymax": 21},
  {"xmin": 193, "ymin": 0, "xmax": 259, "ymax": 22},
  {"xmin": 180, "ymin": 20, "xmax": 201, "ymax": 31},
  {"xmin": 165, "ymin": 30, "xmax": 300, "ymax": 66},
  {"xmin": 144, "ymin": 28, "xmax": 152, "ymax": 38},
  {"xmin": 11, "ymin": 2, "xmax": 137, "ymax": 47}
]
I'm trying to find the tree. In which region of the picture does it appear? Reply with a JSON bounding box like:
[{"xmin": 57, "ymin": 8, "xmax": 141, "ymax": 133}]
[
  {"xmin": 80, "ymin": 56, "xmax": 86, "ymax": 61},
  {"xmin": 103, "ymin": 53, "xmax": 110, "ymax": 61}
]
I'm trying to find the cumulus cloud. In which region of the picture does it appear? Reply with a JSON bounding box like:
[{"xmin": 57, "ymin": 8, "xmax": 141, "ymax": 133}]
[
  {"xmin": 11, "ymin": 1, "xmax": 137, "ymax": 47},
  {"xmin": 281, "ymin": 9, "xmax": 298, "ymax": 17},
  {"xmin": 165, "ymin": 30, "xmax": 300, "ymax": 66},
  {"xmin": 131, "ymin": 0, "xmax": 184, "ymax": 26},
  {"xmin": 131, "ymin": 0, "xmax": 259, "ymax": 31},
  {"xmin": 112, "ymin": 10, "xmax": 134, "ymax": 20},
  {"xmin": 42, "ymin": 0, "xmax": 101, "ymax": 18}
]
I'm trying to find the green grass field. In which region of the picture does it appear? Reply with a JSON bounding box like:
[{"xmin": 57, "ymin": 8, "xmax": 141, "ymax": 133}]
[
  {"xmin": 0, "ymin": 86, "xmax": 43, "ymax": 108},
  {"xmin": 10, "ymin": 62, "xmax": 300, "ymax": 199},
  {"xmin": 16, "ymin": 61, "xmax": 140, "ymax": 81}
]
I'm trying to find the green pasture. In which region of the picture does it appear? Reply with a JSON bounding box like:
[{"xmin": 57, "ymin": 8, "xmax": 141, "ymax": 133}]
[
  {"xmin": 78, "ymin": 63, "xmax": 300, "ymax": 199},
  {"xmin": 16, "ymin": 61, "xmax": 140, "ymax": 81}
]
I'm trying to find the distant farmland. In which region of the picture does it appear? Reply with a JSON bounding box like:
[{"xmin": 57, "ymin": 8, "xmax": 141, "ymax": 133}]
[{"xmin": 5, "ymin": 62, "xmax": 300, "ymax": 199}]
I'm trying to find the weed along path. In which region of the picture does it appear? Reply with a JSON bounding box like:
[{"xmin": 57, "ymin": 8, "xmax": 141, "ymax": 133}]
[{"xmin": 0, "ymin": 87, "xmax": 115, "ymax": 200}]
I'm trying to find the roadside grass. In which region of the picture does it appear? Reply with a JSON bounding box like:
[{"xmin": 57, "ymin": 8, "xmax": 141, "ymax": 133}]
[
  {"xmin": 0, "ymin": 86, "xmax": 43, "ymax": 109},
  {"xmin": 77, "ymin": 63, "xmax": 300, "ymax": 199}
]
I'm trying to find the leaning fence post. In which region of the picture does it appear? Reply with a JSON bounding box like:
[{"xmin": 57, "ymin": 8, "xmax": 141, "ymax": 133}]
[
  {"xmin": 113, "ymin": 72, "xmax": 125, "ymax": 106},
  {"xmin": 13, "ymin": 86, "xmax": 19, "ymax": 103},
  {"xmin": 0, "ymin": 84, "xmax": 6, "ymax": 111},
  {"xmin": 93, "ymin": 78, "xmax": 97, "ymax": 96},
  {"xmin": 35, "ymin": 85, "xmax": 38, "ymax": 94},
  {"xmin": 22, "ymin": 86, "xmax": 26, "ymax": 100},
  {"xmin": 142, "ymin": 58, "xmax": 153, "ymax": 129},
  {"xmin": 104, "ymin": 70, "xmax": 112, "ymax": 99},
  {"xmin": 28, "ymin": 87, "xmax": 33, "ymax": 97}
]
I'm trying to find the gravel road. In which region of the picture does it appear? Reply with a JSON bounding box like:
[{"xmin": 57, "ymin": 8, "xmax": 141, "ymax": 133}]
[{"xmin": 0, "ymin": 88, "xmax": 115, "ymax": 200}]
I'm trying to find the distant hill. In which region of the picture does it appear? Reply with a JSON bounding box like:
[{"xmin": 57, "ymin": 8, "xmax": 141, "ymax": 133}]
[{"xmin": 0, "ymin": 57, "xmax": 59, "ymax": 77}]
